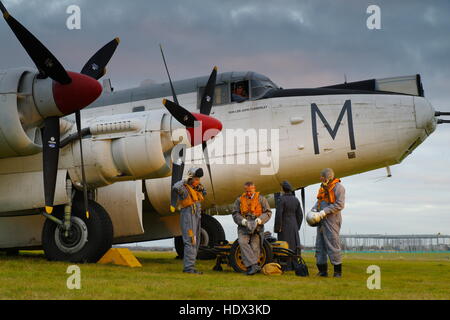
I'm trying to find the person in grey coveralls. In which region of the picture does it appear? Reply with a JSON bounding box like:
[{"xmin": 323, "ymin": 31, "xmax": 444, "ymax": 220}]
[
  {"xmin": 172, "ymin": 168, "xmax": 206, "ymax": 274},
  {"xmin": 309, "ymin": 168, "xmax": 345, "ymax": 278},
  {"xmin": 232, "ymin": 182, "xmax": 272, "ymax": 275},
  {"xmin": 274, "ymin": 181, "xmax": 303, "ymax": 270}
]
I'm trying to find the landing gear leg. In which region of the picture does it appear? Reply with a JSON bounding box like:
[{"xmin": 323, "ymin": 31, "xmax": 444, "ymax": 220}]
[
  {"xmin": 63, "ymin": 180, "xmax": 74, "ymax": 237},
  {"xmin": 41, "ymin": 180, "xmax": 75, "ymax": 236}
]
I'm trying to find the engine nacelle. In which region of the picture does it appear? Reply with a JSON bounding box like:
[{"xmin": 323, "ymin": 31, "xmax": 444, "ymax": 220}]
[
  {"xmin": 0, "ymin": 68, "xmax": 42, "ymax": 158},
  {"xmin": 66, "ymin": 109, "xmax": 188, "ymax": 188},
  {"xmin": 0, "ymin": 68, "xmax": 77, "ymax": 158}
]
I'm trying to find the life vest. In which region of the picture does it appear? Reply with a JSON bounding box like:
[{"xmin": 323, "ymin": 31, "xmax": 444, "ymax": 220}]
[
  {"xmin": 179, "ymin": 184, "xmax": 204, "ymax": 209},
  {"xmin": 239, "ymin": 192, "xmax": 263, "ymax": 217},
  {"xmin": 316, "ymin": 178, "xmax": 341, "ymax": 210}
]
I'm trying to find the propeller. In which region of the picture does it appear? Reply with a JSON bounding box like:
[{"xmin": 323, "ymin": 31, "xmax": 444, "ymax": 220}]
[
  {"xmin": 0, "ymin": 2, "xmax": 118, "ymax": 216},
  {"xmin": 159, "ymin": 45, "xmax": 222, "ymax": 212}
]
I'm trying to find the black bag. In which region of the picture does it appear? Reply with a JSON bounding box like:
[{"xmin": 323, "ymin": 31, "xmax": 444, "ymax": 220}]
[{"xmin": 294, "ymin": 256, "xmax": 309, "ymax": 277}]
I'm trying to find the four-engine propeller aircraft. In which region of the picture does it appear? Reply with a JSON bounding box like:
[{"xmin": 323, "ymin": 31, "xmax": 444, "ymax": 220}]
[{"xmin": 1, "ymin": 2, "xmax": 449, "ymax": 262}]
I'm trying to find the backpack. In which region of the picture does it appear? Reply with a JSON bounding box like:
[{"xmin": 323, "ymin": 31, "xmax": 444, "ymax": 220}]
[{"xmin": 294, "ymin": 256, "xmax": 309, "ymax": 277}]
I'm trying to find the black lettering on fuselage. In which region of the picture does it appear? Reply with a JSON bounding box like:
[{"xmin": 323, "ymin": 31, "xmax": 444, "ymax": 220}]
[{"xmin": 311, "ymin": 100, "xmax": 356, "ymax": 155}]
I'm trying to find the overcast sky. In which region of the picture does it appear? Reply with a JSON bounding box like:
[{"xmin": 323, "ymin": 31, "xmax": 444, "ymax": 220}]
[{"xmin": 1, "ymin": 0, "xmax": 449, "ymax": 246}]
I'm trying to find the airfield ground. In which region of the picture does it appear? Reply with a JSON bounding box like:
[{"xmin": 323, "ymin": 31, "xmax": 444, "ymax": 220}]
[{"xmin": 0, "ymin": 251, "xmax": 449, "ymax": 300}]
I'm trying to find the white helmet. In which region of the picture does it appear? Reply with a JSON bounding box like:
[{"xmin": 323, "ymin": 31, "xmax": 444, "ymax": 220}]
[{"xmin": 306, "ymin": 211, "xmax": 320, "ymax": 227}]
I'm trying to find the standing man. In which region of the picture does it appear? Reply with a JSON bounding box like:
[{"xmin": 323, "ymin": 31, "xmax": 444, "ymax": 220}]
[
  {"xmin": 232, "ymin": 182, "xmax": 272, "ymax": 275},
  {"xmin": 274, "ymin": 181, "xmax": 303, "ymax": 270},
  {"xmin": 308, "ymin": 168, "xmax": 345, "ymax": 278},
  {"xmin": 173, "ymin": 167, "xmax": 206, "ymax": 274}
]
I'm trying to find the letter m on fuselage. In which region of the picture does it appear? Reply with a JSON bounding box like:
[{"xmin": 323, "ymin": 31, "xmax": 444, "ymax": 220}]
[{"xmin": 311, "ymin": 100, "xmax": 356, "ymax": 155}]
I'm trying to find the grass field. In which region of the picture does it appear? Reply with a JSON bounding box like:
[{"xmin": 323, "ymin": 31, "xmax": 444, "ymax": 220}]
[{"xmin": 0, "ymin": 250, "xmax": 449, "ymax": 300}]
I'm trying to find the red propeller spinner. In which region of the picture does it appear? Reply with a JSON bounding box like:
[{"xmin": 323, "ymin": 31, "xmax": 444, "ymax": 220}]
[
  {"xmin": 52, "ymin": 72, "xmax": 103, "ymax": 115},
  {"xmin": 186, "ymin": 113, "xmax": 223, "ymax": 147}
]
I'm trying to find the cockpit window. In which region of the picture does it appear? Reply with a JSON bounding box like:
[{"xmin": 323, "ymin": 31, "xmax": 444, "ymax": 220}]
[
  {"xmin": 197, "ymin": 83, "xmax": 229, "ymax": 108},
  {"xmin": 251, "ymin": 79, "xmax": 277, "ymax": 99},
  {"xmin": 231, "ymin": 81, "xmax": 250, "ymax": 103}
]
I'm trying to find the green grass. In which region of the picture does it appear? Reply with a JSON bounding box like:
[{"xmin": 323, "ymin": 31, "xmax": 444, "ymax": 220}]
[{"xmin": 0, "ymin": 250, "xmax": 449, "ymax": 300}]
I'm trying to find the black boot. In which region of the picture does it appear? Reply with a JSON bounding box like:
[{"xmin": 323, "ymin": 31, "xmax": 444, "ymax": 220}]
[
  {"xmin": 333, "ymin": 264, "xmax": 342, "ymax": 278},
  {"xmin": 316, "ymin": 264, "xmax": 328, "ymax": 277},
  {"xmin": 246, "ymin": 264, "xmax": 261, "ymax": 275}
]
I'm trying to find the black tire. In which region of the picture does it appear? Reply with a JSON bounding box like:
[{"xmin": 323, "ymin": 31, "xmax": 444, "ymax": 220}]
[
  {"xmin": 42, "ymin": 200, "xmax": 113, "ymax": 263},
  {"xmin": 229, "ymin": 238, "xmax": 273, "ymax": 273},
  {"xmin": 174, "ymin": 214, "xmax": 226, "ymax": 260},
  {"xmin": 174, "ymin": 235, "xmax": 184, "ymax": 259}
]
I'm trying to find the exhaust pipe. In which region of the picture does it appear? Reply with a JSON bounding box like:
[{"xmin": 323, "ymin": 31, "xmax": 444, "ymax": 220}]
[{"xmin": 435, "ymin": 111, "xmax": 450, "ymax": 116}]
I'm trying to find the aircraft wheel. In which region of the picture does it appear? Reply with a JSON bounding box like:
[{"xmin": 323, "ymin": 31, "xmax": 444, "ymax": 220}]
[
  {"xmin": 42, "ymin": 200, "xmax": 113, "ymax": 263},
  {"xmin": 174, "ymin": 214, "xmax": 226, "ymax": 260},
  {"xmin": 229, "ymin": 239, "xmax": 273, "ymax": 273}
]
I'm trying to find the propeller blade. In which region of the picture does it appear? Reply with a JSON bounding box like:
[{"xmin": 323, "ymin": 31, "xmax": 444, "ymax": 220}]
[
  {"xmin": 199, "ymin": 67, "xmax": 218, "ymax": 116},
  {"xmin": 78, "ymin": 38, "xmax": 121, "ymax": 217},
  {"xmin": 202, "ymin": 141, "xmax": 216, "ymax": 201},
  {"xmin": 198, "ymin": 67, "xmax": 218, "ymax": 200},
  {"xmin": 170, "ymin": 144, "xmax": 186, "ymax": 212},
  {"xmin": 78, "ymin": 38, "xmax": 121, "ymax": 218},
  {"xmin": 159, "ymin": 44, "xmax": 179, "ymax": 105},
  {"xmin": 75, "ymin": 111, "xmax": 90, "ymax": 218},
  {"xmin": 163, "ymin": 98, "xmax": 197, "ymax": 128},
  {"xmin": 159, "ymin": 45, "xmax": 191, "ymax": 212},
  {"xmin": 41, "ymin": 117, "xmax": 61, "ymax": 214},
  {"xmin": 0, "ymin": 2, "xmax": 71, "ymax": 84},
  {"xmin": 81, "ymin": 38, "xmax": 120, "ymax": 80}
]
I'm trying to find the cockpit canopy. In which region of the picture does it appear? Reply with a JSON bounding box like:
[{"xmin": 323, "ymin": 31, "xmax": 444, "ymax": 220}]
[{"xmin": 197, "ymin": 71, "xmax": 279, "ymax": 108}]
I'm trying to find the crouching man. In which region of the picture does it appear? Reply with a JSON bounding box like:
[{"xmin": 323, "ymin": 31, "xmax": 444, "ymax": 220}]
[
  {"xmin": 173, "ymin": 167, "xmax": 206, "ymax": 274},
  {"xmin": 232, "ymin": 182, "xmax": 272, "ymax": 275}
]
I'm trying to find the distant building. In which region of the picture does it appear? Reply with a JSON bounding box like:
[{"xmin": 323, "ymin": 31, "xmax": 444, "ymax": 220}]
[{"xmin": 339, "ymin": 234, "xmax": 450, "ymax": 252}]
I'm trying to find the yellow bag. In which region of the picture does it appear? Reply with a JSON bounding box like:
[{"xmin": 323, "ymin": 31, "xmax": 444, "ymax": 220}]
[{"xmin": 262, "ymin": 263, "xmax": 283, "ymax": 276}]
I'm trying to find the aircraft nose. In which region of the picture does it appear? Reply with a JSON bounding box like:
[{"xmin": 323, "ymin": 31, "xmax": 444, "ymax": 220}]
[
  {"xmin": 52, "ymin": 71, "xmax": 103, "ymax": 115},
  {"xmin": 414, "ymin": 97, "xmax": 437, "ymax": 135},
  {"xmin": 187, "ymin": 113, "xmax": 223, "ymax": 146}
]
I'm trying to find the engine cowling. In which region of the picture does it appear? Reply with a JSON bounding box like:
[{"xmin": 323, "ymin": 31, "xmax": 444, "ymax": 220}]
[
  {"xmin": 0, "ymin": 68, "xmax": 42, "ymax": 157},
  {"xmin": 66, "ymin": 109, "xmax": 189, "ymax": 188},
  {"xmin": 0, "ymin": 67, "xmax": 87, "ymax": 158}
]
